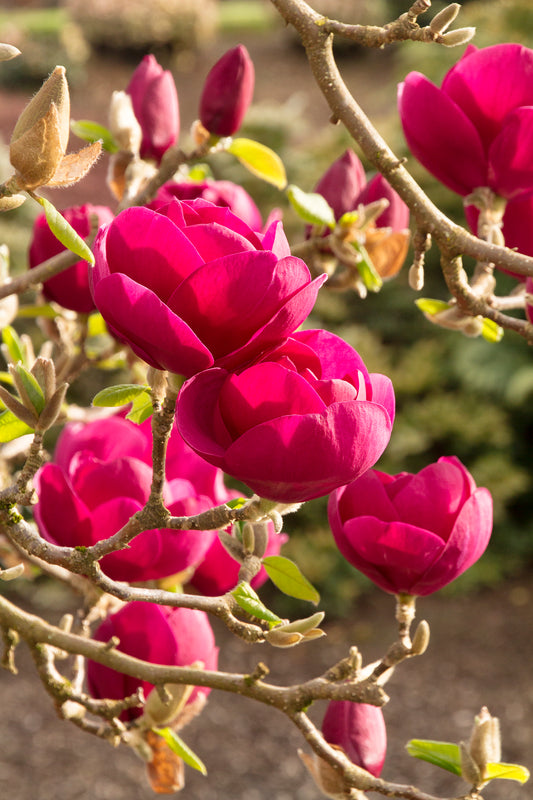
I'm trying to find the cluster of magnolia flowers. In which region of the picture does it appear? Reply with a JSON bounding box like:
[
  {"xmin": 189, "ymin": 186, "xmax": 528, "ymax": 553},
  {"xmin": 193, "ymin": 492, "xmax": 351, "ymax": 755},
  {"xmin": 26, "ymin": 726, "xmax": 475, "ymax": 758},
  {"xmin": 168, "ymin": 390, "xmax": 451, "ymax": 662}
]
[{"xmin": 25, "ymin": 44, "xmax": 497, "ymax": 784}]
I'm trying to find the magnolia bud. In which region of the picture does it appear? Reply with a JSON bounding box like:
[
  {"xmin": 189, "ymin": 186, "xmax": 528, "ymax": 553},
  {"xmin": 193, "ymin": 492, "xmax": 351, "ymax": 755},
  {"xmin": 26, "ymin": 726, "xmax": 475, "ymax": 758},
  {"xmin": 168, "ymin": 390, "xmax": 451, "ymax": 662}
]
[
  {"xmin": 0, "ymin": 43, "xmax": 21, "ymax": 62},
  {"xmin": 108, "ymin": 90, "xmax": 142, "ymax": 155},
  {"xmin": 429, "ymin": 3, "xmax": 460, "ymax": 34},
  {"xmin": 10, "ymin": 67, "xmax": 70, "ymax": 189},
  {"xmin": 468, "ymin": 707, "xmax": 501, "ymax": 778},
  {"xmin": 440, "ymin": 27, "xmax": 476, "ymax": 47},
  {"xmin": 199, "ymin": 45, "xmax": 254, "ymax": 136}
]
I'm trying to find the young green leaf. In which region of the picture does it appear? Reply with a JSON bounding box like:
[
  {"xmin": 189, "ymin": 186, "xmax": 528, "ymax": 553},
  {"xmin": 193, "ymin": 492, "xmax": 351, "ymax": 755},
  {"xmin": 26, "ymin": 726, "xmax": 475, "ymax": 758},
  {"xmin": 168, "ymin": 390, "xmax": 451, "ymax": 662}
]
[
  {"xmin": 484, "ymin": 762, "xmax": 530, "ymax": 784},
  {"xmin": 92, "ymin": 383, "xmax": 150, "ymax": 408},
  {"xmin": 16, "ymin": 304, "xmax": 59, "ymax": 320},
  {"xmin": 406, "ymin": 740, "xmax": 462, "ymax": 777},
  {"xmin": 352, "ymin": 242, "xmax": 383, "ymax": 293},
  {"xmin": 13, "ymin": 364, "xmax": 46, "ymax": 414},
  {"xmin": 481, "ymin": 317, "xmax": 504, "ymax": 343},
  {"xmin": 231, "ymin": 581, "xmax": 283, "ymax": 626},
  {"xmin": 34, "ymin": 196, "xmax": 95, "ymax": 265},
  {"xmin": 227, "ymin": 138, "xmax": 287, "ymax": 189},
  {"xmin": 71, "ymin": 119, "xmax": 118, "ymax": 153},
  {"xmin": 262, "ymin": 555, "xmax": 320, "ymax": 604},
  {"xmin": 0, "ymin": 409, "xmax": 34, "ymax": 442},
  {"xmin": 125, "ymin": 390, "xmax": 153, "ymax": 424},
  {"xmin": 2, "ymin": 326, "xmax": 26, "ymax": 366},
  {"xmin": 286, "ymin": 184, "xmax": 336, "ymax": 228},
  {"xmin": 153, "ymin": 727, "xmax": 207, "ymax": 776},
  {"xmin": 415, "ymin": 298, "xmax": 451, "ymax": 316},
  {"xmin": 226, "ymin": 497, "xmax": 248, "ymax": 510}
]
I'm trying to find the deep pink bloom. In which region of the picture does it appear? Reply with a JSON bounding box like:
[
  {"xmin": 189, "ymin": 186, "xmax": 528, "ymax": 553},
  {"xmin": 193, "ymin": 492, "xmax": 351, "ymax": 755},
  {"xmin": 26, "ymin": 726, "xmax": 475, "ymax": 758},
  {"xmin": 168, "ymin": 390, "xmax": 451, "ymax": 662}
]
[
  {"xmin": 398, "ymin": 44, "xmax": 533, "ymax": 200},
  {"xmin": 29, "ymin": 204, "xmax": 114, "ymax": 313},
  {"xmin": 314, "ymin": 149, "xmax": 409, "ymax": 229},
  {"xmin": 199, "ymin": 45, "xmax": 254, "ymax": 136},
  {"xmin": 91, "ymin": 198, "xmax": 326, "ymax": 377},
  {"xmin": 328, "ymin": 456, "xmax": 493, "ymax": 596},
  {"xmin": 465, "ymin": 196, "xmax": 533, "ymax": 279},
  {"xmin": 322, "ymin": 701, "xmax": 387, "ymax": 776},
  {"xmin": 87, "ymin": 603, "xmax": 218, "ymax": 721},
  {"xmin": 33, "ymin": 415, "xmax": 230, "ymax": 582},
  {"xmin": 126, "ymin": 54, "xmax": 179, "ymax": 162},
  {"xmin": 177, "ymin": 329, "xmax": 395, "ymax": 503},
  {"xmin": 148, "ymin": 179, "xmax": 262, "ymax": 231},
  {"xmin": 190, "ymin": 525, "xmax": 288, "ymax": 596}
]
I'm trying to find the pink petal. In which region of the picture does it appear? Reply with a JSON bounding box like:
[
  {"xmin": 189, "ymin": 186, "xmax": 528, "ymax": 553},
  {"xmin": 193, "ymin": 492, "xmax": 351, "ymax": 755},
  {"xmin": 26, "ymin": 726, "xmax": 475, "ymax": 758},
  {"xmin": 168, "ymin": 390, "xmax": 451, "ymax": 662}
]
[
  {"xmin": 398, "ymin": 73, "xmax": 487, "ymax": 195},
  {"xmin": 72, "ymin": 457, "xmax": 151, "ymax": 510},
  {"xmin": 488, "ymin": 107, "xmax": 533, "ymax": 198},
  {"xmin": 177, "ymin": 370, "xmax": 230, "ymax": 466},
  {"xmin": 261, "ymin": 219, "xmax": 292, "ymax": 258},
  {"xmin": 369, "ymin": 373, "xmax": 395, "ymax": 423},
  {"xmin": 357, "ymin": 173, "xmax": 409, "ymax": 230},
  {"xmin": 34, "ymin": 465, "xmax": 93, "ymax": 548},
  {"xmin": 332, "ymin": 472, "xmax": 399, "ymax": 523},
  {"xmin": 442, "ymin": 43, "xmax": 533, "ymax": 150},
  {"xmin": 93, "ymin": 272, "xmax": 213, "ymax": 375}
]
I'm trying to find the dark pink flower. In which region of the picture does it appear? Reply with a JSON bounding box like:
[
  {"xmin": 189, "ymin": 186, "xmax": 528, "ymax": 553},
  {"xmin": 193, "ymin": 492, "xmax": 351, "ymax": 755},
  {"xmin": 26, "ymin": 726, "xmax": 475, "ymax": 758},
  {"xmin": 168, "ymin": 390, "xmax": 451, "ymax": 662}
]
[
  {"xmin": 314, "ymin": 149, "xmax": 409, "ymax": 229},
  {"xmin": 328, "ymin": 456, "xmax": 493, "ymax": 596},
  {"xmin": 322, "ymin": 701, "xmax": 387, "ymax": 776},
  {"xmin": 126, "ymin": 54, "xmax": 179, "ymax": 162},
  {"xmin": 177, "ymin": 329, "xmax": 395, "ymax": 503},
  {"xmin": 33, "ymin": 415, "xmax": 230, "ymax": 582},
  {"xmin": 148, "ymin": 179, "xmax": 262, "ymax": 231},
  {"xmin": 199, "ymin": 45, "xmax": 254, "ymax": 136},
  {"xmin": 398, "ymin": 44, "xmax": 533, "ymax": 200},
  {"xmin": 465, "ymin": 196, "xmax": 533, "ymax": 279},
  {"xmin": 29, "ymin": 204, "xmax": 114, "ymax": 313},
  {"xmin": 190, "ymin": 525, "xmax": 288, "ymax": 596},
  {"xmin": 87, "ymin": 602, "xmax": 218, "ymax": 720},
  {"xmin": 90, "ymin": 198, "xmax": 326, "ymax": 377}
]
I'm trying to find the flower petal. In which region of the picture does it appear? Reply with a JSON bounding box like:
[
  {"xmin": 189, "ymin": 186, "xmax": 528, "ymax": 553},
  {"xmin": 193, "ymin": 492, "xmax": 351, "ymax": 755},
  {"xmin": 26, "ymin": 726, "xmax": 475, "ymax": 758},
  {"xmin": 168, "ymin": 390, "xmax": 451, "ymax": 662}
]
[{"xmin": 488, "ymin": 107, "xmax": 533, "ymax": 198}]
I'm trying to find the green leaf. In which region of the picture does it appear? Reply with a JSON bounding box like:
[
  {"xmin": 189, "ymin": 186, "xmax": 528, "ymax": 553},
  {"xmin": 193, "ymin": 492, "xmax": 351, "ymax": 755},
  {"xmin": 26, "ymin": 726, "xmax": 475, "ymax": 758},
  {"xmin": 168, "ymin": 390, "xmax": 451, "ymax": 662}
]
[
  {"xmin": 262, "ymin": 555, "xmax": 320, "ymax": 604},
  {"xmin": 406, "ymin": 740, "xmax": 462, "ymax": 777},
  {"xmin": 2, "ymin": 326, "xmax": 26, "ymax": 365},
  {"xmin": 92, "ymin": 384, "xmax": 150, "ymax": 408},
  {"xmin": 231, "ymin": 581, "xmax": 283, "ymax": 626},
  {"xmin": 484, "ymin": 762, "xmax": 530, "ymax": 784},
  {"xmin": 226, "ymin": 497, "xmax": 248, "ymax": 510},
  {"xmin": 0, "ymin": 409, "xmax": 33, "ymax": 442},
  {"xmin": 14, "ymin": 364, "xmax": 45, "ymax": 414},
  {"xmin": 87, "ymin": 312, "xmax": 108, "ymax": 337},
  {"xmin": 415, "ymin": 298, "xmax": 451, "ymax": 316},
  {"xmin": 338, "ymin": 210, "xmax": 359, "ymax": 227},
  {"xmin": 227, "ymin": 138, "xmax": 287, "ymax": 189},
  {"xmin": 286, "ymin": 184, "xmax": 336, "ymax": 228},
  {"xmin": 16, "ymin": 304, "xmax": 59, "ymax": 320},
  {"xmin": 187, "ymin": 163, "xmax": 213, "ymax": 182},
  {"xmin": 153, "ymin": 727, "xmax": 207, "ymax": 776},
  {"xmin": 125, "ymin": 390, "xmax": 153, "ymax": 424},
  {"xmin": 0, "ymin": 372, "xmax": 13, "ymax": 385},
  {"xmin": 34, "ymin": 196, "xmax": 95, "ymax": 266},
  {"xmin": 481, "ymin": 317, "xmax": 504, "ymax": 343},
  {"xmin": 71, "ymin": 119, "xmax": 118, "ymax": 153},
  {"xmin": 352, "ymin": 242, "xmax": 383, "ymax": 293}
]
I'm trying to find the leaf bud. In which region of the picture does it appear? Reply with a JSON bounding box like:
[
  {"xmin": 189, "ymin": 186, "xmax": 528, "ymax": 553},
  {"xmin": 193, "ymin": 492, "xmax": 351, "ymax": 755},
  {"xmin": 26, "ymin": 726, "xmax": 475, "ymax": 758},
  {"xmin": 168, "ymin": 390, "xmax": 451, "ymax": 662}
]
[
  {"xmin": 251, "ymin": 520, "xmax": 269, "ymax": 558},
  {"xmin": 108, "ymin": 90, "xmax": 142, "ymax": 155},
  {"xmin": 142, "ymin": 682, "xmax": 195, "ymax": 728},
  {"xmin": 298, "ymin": 748, "xmax": 349, "ymax": 799},
  {"xmin": 36, "ymin": 381, "xmax": 68, "ymax": 432},
  {"xmin": 0, "ymin": 563, "xmax": 25, "ymax": 581},
  {"xmin": 0, "ymin": 383, "xmax": 38, "ymax": 428},
  {"xmin": 265, "ymin": 627, "xmax": 304, "ymax": 648},
  {"xmin": 242, "ymin": 521, "xmax": 255, "ymax": 555},
  {"xmin": 274, "ymin": 611, "xmax": 325, "ymax": 635},
  {"xmin": 0, "ymin": 43, "xmax": 21, "ymax": 62},
  {"xmin": 460, "ymin": 741, "xmax": 482, "ymax": 786},
  {"xmin": 440, "ymin": 27, "xmax": 476, "ymax": 47},
  {"xmin": 468, "ymin": 707, "xmax": 501, "ymax": 780},
  {"xmin": 429, "ymin": 3, "xmax": 460, "ymax": 34},
  {"xmin": 0, "ymin": 194, "xmax": 26, "ymax": 211},
  {"xmin": 411, "ymin": 620, "xmax": 430, "ymax": 655},
  {"xmin": 30, "ymin": 357, "xmax": 56, "ymax": 402},
  {"xmin": 217, "ymin": 529, "xmax": 245, "ymax": 564}
]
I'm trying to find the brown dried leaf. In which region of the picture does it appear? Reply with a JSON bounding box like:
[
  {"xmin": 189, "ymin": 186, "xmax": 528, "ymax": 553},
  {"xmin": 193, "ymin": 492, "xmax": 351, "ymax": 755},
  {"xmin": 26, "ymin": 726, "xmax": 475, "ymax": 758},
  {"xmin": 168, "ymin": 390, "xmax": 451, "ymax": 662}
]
[
  {"xmin": 47, "ymin": 141, "xmax": 102, "ymax": 187},
  {"xmin": 145, "ymin": 730, "xmax": 185, "ymax": 794},
  {"xmin": 365, "ymin": 229, "xmax": 410, "ymax": 280}
]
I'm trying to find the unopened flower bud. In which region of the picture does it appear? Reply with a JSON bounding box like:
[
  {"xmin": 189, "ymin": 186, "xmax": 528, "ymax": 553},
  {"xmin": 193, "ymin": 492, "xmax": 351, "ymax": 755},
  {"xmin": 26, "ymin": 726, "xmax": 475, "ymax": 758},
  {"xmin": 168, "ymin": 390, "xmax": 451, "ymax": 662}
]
[
  {"xmin": 468, "ymin": 707, "xmax": 501, "ymax": 779},
  {"xmin": 31, "ymin": 357, "xmax": 56, "ymax": 402},
  {"xmin": 299, "ymin": 747, "xmax": 348, "ymax": 799},
  {"xmin": 36, "ymin": 381, "xmax": 68, "ymax": 432},
  {"xmin": 108, "ymin": 90, "xmax": 142, "ymax": 155},
  {"xmin": 429, "ymin": 3, "xmax": 460, "ymax": 34},
  {"xmin": 440, "ymin": 27, "xmax": 476, "ymax": 47},
  {"xmin": 411, "ymin": 620, "xmax": 430, "ymax": 655},
  {"xmin": 126, "ymin": 54, "xmax": 180, "ymax": 162},
  {"xmin": 0, "ymin": 563, "xmax": 25, "ymax": 581},
  {"xmin": 10, "ymin": 66, "xmax": 70, "ymax": 190},
  {"xmin": 265, "ymin": 627, "xmax": 303, "ymax": 647},
  {"xmin": 199, "ymin": 45, "xmax": 254, "ymax": 136},
  {"xmin": 408, "ymin": 262, "xmax": 425, "ymax": 291},
  {"xmin": 242, "ymin": 521, "xmax": 255, "ymax": 555},
  {"xmin": 0, "ymin": 43, "xmax": 21, "ymax": 62},
  {"xmin": 0, "ymin": 384, "xmax": 38, "ymax": 428},
  {"xmin": 322, "ymin": 701, "xmax": 387, "ymax": 778}
]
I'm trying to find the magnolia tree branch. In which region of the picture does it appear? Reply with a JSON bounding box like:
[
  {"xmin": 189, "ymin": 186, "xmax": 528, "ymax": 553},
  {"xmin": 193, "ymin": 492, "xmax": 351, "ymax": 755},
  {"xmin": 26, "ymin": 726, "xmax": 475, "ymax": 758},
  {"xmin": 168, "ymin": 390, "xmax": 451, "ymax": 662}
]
[{"xmin": 270, "ymin": 0, "xmax": 533, "ymax": 342}]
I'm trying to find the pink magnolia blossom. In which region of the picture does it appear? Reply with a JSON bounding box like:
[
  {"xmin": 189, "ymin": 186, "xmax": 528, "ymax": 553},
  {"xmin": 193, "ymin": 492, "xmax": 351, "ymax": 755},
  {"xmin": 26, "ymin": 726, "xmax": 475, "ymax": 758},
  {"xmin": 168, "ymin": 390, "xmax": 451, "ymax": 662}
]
[
  {"xmin": 87, "ymin": 603, "xmax": 218, "ymax": 721},
  {"xmin": 314, "ymin": 149, "xmax": 409, "ymax": 230},
  {"xmin": 148, "ymin": 179, "xmax": 262, "ymax": 231},
  {"xmin": 126, "ymin": 54, "xmax": 179, "ymax": 162},
  {"xmin": 322, "ymin": 701, "xmax": 387, "ymax": 776},
  {"xmin": 190, "ymin": 525, "xmax": 288, "ymax": 596},
  {"xmin": 328, "ymin": 456, "xmax": 493, "ymax": 596},
  {"xmin": 34, "ymin": 415, "xmax": 230, "ymax": 582},
  {"xmin": 398, "ymin": 44, "xmax": 533, "ymax": 200},
  {"xmin": 199, "ymin": 45, "xmax": 254, "ymax": 136},
  {"xmin": 29, "ymin": 204, "xmax": 114, "ymax": 313},
  {"xmin": 90, "ymin": 198, "xmax": 326, "ymax": 377},
  {"xmin": 177, "ymin": 329, "xmax": 395, "ymax": 503},
  {"xmin": 465, "ymin": 196, "xmax": 533, "ymax": 278}
]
